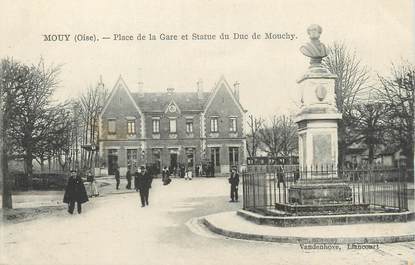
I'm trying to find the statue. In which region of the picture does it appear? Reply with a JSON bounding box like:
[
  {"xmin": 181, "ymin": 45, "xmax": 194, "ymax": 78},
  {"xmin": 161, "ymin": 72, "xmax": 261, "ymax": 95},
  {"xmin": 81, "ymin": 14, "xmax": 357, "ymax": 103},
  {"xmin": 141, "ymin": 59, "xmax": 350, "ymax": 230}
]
[{"xmin": 300, "ymin": 24, "xmax": 327, "ymax": 65}]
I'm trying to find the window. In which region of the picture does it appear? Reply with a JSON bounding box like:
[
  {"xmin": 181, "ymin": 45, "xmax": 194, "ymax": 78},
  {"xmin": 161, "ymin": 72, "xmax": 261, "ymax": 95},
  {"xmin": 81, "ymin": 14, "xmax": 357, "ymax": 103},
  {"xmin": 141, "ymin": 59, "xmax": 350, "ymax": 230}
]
[
  {"xmin": 152, "ymin": 119, "xmax": 160, "ymax": 133},
  {"xmin": 186, "ymin": 119, "xmax": 193, "ymax": 133},
  {"xmin": 127, "ymin": 120, "xmax": 135, "ymax": 135},
  {"xmin": 169, "ymin": 119, "xmax": 177, "ymax": 133},
  {"xmin": 210, "ymin": 117, "xmax": 218, "ymax": 132},
  {"xmin": 108, "ymin": 119, "xmax": 116, "ymax": 134},
  {"xmin": 126, "ymin": 149, "xmax": 138, "ymax": 167},
  {"xmin": 229, "ymin": 117, "xmax": 237, "ymax": 132},
  {"xmin": 229, "ymin": 147, "xmax": 239, "ymax": 166},
  {"xmin": 211, "ymin": 147, "xmax": 220, "ymax": 166}
]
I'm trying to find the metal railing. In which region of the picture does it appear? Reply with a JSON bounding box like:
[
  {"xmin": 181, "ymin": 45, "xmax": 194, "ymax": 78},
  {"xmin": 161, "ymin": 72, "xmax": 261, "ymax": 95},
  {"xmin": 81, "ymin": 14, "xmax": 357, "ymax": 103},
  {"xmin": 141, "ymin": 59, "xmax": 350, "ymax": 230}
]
[{"xmin": 242, "ymin": 164, "xmax": 409, "ymax": 213}]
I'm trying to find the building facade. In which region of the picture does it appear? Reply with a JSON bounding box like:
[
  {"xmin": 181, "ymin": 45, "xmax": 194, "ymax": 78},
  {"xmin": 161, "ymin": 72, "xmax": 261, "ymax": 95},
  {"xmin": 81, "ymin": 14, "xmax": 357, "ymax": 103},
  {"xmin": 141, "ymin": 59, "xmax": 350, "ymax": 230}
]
[{"xmin": 98, "ymin": 76, "xmax": 247, "ymax": 176}]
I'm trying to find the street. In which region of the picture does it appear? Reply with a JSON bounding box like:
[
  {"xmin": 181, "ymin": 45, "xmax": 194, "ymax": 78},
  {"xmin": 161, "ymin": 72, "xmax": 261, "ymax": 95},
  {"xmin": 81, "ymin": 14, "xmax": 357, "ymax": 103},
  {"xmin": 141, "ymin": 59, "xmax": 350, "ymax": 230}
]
[{"xmin": 2, "ymin": 177, "xmax": 414, "ymax": 265}]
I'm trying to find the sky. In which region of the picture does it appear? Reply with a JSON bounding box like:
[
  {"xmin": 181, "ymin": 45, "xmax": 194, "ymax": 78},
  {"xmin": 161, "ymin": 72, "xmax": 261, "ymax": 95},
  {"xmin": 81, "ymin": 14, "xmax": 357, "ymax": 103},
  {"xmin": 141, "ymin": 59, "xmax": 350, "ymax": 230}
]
[{"xmin": 1, "ymin": 0, "xmax": 413, "ymax": 118}]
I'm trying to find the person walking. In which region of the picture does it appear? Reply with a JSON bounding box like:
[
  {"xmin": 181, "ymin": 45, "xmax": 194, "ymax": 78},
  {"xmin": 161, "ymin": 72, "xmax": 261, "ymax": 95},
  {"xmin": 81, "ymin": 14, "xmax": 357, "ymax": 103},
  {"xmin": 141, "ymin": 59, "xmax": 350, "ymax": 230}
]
[
  {"xmin": 228, "ymin": 166, "xmax": 240, "ymax": 202},
  {"xmin": 114, "ymin": 166, "xmax": 120, "ymax": 190},
  {"xmin": 134, "ymin": 167, "xmax": 140, "ymax": 191},
  {"xmin": 137, "ymin": 166, "xmax": 152, "ymax": 207},
  {"xmin": 63, "ymin": 170, "xmax": 89, "ymax": 214},
  {"xmin": 87, "ymin": 170, "xmax": 99, "ymax": 197},
  {"xmin": 126, "ymin": 166, "xmax": 132, "ymax": 190}
]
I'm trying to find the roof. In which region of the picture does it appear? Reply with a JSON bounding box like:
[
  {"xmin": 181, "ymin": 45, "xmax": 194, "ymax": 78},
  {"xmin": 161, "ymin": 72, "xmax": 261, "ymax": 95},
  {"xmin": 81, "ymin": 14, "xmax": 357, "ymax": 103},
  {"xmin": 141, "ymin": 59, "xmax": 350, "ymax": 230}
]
[{"xmin": 132, "ymin": 91, "xmax": 212, "ymax": 113}]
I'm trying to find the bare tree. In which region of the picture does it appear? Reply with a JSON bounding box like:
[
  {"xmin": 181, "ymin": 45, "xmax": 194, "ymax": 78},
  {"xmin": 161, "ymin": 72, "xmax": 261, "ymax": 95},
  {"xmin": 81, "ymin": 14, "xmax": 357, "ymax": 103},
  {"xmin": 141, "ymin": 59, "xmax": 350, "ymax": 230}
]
[
  {"xmin": 350, "ymin": 101, "xmax": 386, "ymax": 164},
  {"xmin": 33, "ymin": 103, "xmax": 73, "ymax": 171},
  {"xmin": 74, "ymin": 78, "xmax": 108, "ymax": 172},
  {"xmin": 323, "ymin": 42, "xmax": 371, "ymax": 166},
  {"xmin": 5, "ymin": 58, "xmax": 61, "ymax": 188},
  {"xmin": 246, "ymin": 114, "xmax": 264, "ymax": 157},
  {"xmin": 259, "ymin": 115, "xmax": 297, "ymax": 157},
  {"xmin": 1, "ymin": 58, "xmax": 28, "ymax": 208},
  {"xmin": 377, "ymin": 61, "xmax": 414, "ymax": 170}
]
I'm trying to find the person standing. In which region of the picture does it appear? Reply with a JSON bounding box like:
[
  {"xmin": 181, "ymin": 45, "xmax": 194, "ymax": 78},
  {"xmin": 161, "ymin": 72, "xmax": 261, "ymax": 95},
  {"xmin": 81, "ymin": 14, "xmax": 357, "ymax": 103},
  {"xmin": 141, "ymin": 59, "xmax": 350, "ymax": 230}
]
[
  {"xmin": 137, "ymin": 166, "xmax": 152, "ymax": 207},
  {"xmin": 126, "ymin": 166, "xmax": 132, "ymax": 190},
  {"xmin": 114, "ymin": 166, "xmax": 120, "ymax": 190},
  {"xmin": 162, "ymin": 166, "xmax": 168, "ymax": 182},
  {"xmin": 63, "ymin": 170, "xmax": 89, "ymax": 214},
  {"xmin": 87, "ymin": 170, "xmax": 99, "ymax": 197},
  {"xmin": 277, "ymin": 165, "xmax": 285, "ymax": 188},
  {"xmin": 228, "ymin": 166, "xmax": 240, "ymax": 202},
  {"xmin": 185, "ymin": 167, "xmax": 193, "ymax": 180}
]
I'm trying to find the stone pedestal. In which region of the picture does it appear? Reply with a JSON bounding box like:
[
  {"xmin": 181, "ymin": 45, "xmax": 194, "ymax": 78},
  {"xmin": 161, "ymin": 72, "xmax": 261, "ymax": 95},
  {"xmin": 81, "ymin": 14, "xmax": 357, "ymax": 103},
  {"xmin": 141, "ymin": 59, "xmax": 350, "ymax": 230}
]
[
  {"xmin": 285, "ymin": 64, "xmax": 348, "ymax": 214},
  {"xmin": 296, "ymin": 65, "xmax": 342, "ymax": 170},
  {"xmin": 288, "ymin": 183, "xmax": 352, "ymax": 205}
]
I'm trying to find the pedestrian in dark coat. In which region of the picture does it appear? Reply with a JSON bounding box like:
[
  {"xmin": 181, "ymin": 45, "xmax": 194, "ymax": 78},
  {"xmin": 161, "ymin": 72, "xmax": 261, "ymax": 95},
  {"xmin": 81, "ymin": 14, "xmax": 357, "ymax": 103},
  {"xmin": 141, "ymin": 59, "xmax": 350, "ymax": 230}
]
[
  {"xmin": 114, "ymin": 167, "xmax": 120, "ymax": 190},
  {"xmin": 228, "ymin": 166, "xmax": 240, "ymax": 202},
  {"xmin": 126, "ymin": 166, "xmax": 132, "ymax": 190},
  {"xmin": 137, "ymin": 166, "xmax": 152, "ymax": 207},
  {"xmin": 63, "ymin": 170, "xmax": 89, "ymax": 214},
  {"xmin": 134, "ymin": 168, "xmax": 140, "ymax": 191}
]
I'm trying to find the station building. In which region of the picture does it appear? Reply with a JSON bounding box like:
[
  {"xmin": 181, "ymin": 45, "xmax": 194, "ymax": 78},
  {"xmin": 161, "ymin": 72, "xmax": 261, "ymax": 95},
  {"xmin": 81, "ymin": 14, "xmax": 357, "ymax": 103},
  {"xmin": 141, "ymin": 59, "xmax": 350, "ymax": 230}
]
[{"xmin": 98, "ymin": 76, "xmax": 247, "ymax": 176}]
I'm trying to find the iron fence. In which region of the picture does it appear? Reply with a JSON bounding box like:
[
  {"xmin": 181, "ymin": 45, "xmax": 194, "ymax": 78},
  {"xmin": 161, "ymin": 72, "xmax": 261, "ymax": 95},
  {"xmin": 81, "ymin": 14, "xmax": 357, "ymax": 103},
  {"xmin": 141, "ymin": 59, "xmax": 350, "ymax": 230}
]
[{"xmin": 242, "ymin": 165, "xmax": 409, "ymax": 213}]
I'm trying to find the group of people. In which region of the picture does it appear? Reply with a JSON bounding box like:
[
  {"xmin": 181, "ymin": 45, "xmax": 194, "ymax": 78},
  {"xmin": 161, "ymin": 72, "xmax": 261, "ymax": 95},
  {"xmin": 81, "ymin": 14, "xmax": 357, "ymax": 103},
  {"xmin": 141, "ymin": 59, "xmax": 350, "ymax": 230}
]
[
  {"xmin": 114, "ymin": 165, "xmax": 153, "ymax": 207},
  {"xmin": 63, "ymin": 164, "xmax": 241, "ymax": 214}
]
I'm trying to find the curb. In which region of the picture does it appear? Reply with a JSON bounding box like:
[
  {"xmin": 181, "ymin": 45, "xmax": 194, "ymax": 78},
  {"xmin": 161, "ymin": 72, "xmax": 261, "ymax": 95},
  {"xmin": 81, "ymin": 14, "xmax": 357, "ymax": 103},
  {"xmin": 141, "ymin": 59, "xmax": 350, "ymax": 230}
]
[{"xmin": 201, "ymin": 217, "xmax": 415, "ymax": 244}]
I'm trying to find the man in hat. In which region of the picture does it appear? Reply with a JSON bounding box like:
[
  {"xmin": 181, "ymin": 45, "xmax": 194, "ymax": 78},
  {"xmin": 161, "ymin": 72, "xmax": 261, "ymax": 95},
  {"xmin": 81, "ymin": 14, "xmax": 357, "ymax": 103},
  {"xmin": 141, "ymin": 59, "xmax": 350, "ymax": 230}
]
[
  {"xmin": 228, "ymin": 166, "xmax": 240, "ymax": 202},
  {"xmin": 63, "ymin": 170, "xmax": 89, "ymax": 214},
  {"xmin": 125, "ymin": 166, "xmax": 132, "ymax": 190},
  {"xmin": 137, "ymin": 165, "xmax": 152, "ymax": 207},
  {"xmin": 134, "ymin": 167, "xmax": 140, "ymax": 191},
  {"xmin": 114, "ymin": 165, "xmax": 120, "ymax": 190}
]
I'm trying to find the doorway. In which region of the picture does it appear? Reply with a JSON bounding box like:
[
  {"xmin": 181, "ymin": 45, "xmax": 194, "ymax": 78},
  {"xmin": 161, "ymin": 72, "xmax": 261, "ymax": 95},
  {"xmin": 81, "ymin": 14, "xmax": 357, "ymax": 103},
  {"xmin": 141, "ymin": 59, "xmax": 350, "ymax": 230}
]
[
  {"xmin": 108, "ymin": 149, "xmax": 118, "ymax": 175},
  {"xmin": 210, "ymin": 147, "xmax": 220, "ymax": 173}
]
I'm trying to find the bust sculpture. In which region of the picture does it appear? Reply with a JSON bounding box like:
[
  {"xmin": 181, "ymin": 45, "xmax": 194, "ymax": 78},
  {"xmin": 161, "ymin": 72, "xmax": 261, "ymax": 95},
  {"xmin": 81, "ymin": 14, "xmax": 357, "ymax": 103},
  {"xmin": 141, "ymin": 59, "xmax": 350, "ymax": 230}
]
[{"xmin": 300, "ymin": 24, "xmax": 327, "ymax": 65}]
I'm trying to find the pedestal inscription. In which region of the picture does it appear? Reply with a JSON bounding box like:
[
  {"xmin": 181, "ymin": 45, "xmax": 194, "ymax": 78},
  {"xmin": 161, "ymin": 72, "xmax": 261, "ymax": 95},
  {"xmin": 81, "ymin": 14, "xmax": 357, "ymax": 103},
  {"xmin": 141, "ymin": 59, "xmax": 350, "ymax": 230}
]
[{"xmin": 312, "ymin": 134, "xmax": 332, "ymax": 165}]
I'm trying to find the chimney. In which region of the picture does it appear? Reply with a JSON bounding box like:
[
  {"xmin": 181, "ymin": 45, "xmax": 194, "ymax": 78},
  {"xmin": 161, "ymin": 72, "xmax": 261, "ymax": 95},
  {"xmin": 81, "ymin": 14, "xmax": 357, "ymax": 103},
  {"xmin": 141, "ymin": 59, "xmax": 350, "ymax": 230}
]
[
  {"xmin": 197, "ymin": 79, "xmax": 203, "ymax": 100},
  {"xmin": 98, "ymin": 75, "xmax": 104, "ymax": 89},
  {"xmin": 167, "ymin": 87, "xmax": 175, "ymax": 96},
  {"xmin": 233, "ymin": 81, "xmax": 240, "ymax": 101},
  {"xmin": 137, "ymin": 68, "xmax": 144, "ymax": 97}
]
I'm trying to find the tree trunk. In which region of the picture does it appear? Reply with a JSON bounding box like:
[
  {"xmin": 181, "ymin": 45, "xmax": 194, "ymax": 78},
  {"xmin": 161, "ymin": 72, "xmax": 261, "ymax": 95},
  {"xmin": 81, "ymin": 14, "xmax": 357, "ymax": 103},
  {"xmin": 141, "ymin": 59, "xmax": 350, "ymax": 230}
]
[
  {"xmin": 1, "ymin": 102, "xmax": 13, "ymax": 208},
  {"xmin": 25, "ymin": 152, "xmax": 33, "ymax": 189},
  {"xmin": 368, "ymin": 145, "xmax": 374, "ymax": 165},
  {"xmin": 40, "ymin": 159, "xmax": 45, "ymax": 172},
  {"xmin": 48, "ymin": 156, "xmax": 51, "ymax": 172},
  {"xmin": 1, "ymin": 138, "xmax": 13, "ymax": 208},
  {"xmin": 337, "ymin": 121, "xmax": 347, "ymax": 169}
]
